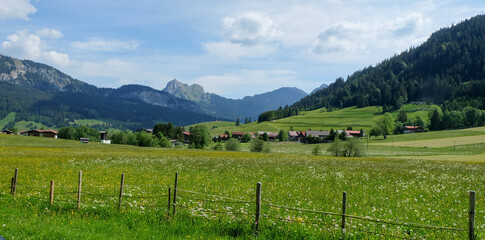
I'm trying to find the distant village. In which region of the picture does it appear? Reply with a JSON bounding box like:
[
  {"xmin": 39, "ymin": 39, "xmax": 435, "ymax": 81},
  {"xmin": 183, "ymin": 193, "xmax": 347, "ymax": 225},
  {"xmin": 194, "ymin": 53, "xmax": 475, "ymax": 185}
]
[{"xmin": 0, "ymin": 125, "xmax": 425, "ymax": 145}]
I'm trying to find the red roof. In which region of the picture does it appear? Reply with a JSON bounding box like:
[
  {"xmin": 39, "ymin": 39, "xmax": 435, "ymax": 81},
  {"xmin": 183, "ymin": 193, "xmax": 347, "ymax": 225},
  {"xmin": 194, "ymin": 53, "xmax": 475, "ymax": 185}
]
[
  {"xmin": 346, "ymin": 130, "xmax": 361, "ymax": 134},
  {"xmin": 404, "ymin": 126, "xmax": 421, "ymax": 130},
  {"xmin": 232, "ymin": 132, "xmax": 244, "ymax": 135},
  {"xmin": 183, "ymin": 131, "xmax": 190, "ymax": 135}
]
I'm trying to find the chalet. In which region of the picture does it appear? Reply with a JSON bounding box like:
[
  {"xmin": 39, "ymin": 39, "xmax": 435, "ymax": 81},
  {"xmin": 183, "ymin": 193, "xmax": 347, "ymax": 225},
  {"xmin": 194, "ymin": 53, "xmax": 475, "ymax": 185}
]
[
  {"xmin": 288, "ymin": 131, "xmax": 299, "ymax": 141},
  {"xmin": 20, "ymin": 129, "xmax": 58, "ymax": 138},
  {"xmin": 267, "ymin": 132, "xmax": 278, "ymax": 141},
  {"xmin": 346, "ymin": 130, "xmax": 364, "ymax": 138},
  {"xmin": 404, "ymin": 126, "xmax": 424, "ymax": 134},
  {"xmin": 306, "ymin": 130, "xmax": 330, "ymax": 138},
  {"xmin": 100, "ymin": 131, "xmax": 111, "ymax": 144},
  {"xmin": 297, "ymin": 131, "xmax": 306, "ymax": 142},
  {"xmin": 170, "ymin": 139, "xmax": 184, "ymax": 147},
  {"xmin": 80, "ymin": 138, "xmax": 90, "ymax": 143},
  {"xmin": 1, "ymin": 130, "xmax": 14, "ymax": 135},
  {"xmin": 183, "ymin": 131, "xmax": 190, "ymax": 144},
  {"xmin": 231, "ymin": 132, "xmax": 244, "ymax": 139},
  {"xmin": 305, "ymin": 130, "xmax": 330, "ymax": 143}
]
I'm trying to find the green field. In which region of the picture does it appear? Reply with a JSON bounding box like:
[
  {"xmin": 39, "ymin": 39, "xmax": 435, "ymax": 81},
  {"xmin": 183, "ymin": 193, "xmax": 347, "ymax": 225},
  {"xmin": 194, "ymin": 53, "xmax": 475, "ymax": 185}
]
[
  {"xmin": 1, "ymin": 126, "xmax": 485, "ymax": 239},
  {"xmin": 207, "ymin": 104, "xmax": 431, "ymax": 135}
]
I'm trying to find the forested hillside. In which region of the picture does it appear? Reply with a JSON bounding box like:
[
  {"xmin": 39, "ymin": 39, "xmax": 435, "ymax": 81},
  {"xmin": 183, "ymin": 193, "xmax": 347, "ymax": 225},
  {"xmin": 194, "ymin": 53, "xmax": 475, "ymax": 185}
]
[{"xmin": 259, "ymin": 14, "xmax": 485, "ymax": 122}]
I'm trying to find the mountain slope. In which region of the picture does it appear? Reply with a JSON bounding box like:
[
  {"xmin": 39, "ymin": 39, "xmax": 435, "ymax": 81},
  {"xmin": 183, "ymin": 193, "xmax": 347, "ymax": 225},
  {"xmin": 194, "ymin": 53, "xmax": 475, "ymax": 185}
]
[
  {"xmin": 260, "ymin": 14, "xmax": 485, "ymax": 122},
  {"xmin": 162, "ymin": 79, "xmax": 308, "ymax": 120},
  {"xmin": 0, "ymin": 55, "xmax": 219, "ymax": 129}
]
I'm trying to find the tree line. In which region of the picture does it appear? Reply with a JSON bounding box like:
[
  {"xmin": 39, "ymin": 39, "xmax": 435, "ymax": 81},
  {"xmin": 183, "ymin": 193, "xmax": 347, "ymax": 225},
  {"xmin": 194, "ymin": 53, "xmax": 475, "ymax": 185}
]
[{"xmin": 259, "ymin": 14, "xmax": 485, "ymax": 122}]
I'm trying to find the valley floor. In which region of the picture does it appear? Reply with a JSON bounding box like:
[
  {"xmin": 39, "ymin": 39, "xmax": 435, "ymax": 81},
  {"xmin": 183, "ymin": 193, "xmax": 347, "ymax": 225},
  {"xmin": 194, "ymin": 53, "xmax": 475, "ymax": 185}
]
[{"xmin": 1, "ymin": 128, "xmax": 485, "ymax": 239}]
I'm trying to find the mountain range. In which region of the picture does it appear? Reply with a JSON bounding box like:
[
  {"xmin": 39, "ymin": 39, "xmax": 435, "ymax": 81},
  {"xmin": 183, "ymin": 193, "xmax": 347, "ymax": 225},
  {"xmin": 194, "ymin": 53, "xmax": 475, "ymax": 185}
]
[{"xmin": 0, "ymin": 54, "xmax": 308, "ymax": 129}]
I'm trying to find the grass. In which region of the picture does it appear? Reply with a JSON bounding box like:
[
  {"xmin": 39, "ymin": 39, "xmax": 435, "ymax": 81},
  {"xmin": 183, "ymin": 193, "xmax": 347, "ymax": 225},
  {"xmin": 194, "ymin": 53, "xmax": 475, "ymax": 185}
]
[
  {"xmin": 1, "ymin": 129, "xmax": 485, "ymax": 239},
  {"xmin": 206, "ymin": 104, "xmax": 431, "ymax": 136},
  {"xmin": 0, "ymin": 112, "xmax": 16, "ymax": 129},
  {"xmin": 73, "ymin": 119, "xmax": 109, "ymax": 126}
]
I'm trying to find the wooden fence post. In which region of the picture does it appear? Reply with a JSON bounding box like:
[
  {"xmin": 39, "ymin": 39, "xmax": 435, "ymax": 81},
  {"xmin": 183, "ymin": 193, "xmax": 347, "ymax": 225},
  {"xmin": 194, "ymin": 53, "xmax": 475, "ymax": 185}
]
[
  {"xmin": 168, "ymin": 187, "xmax": 171, "ymax": 213},
  {"xmin": 173, "ymin": 172, "xmax": 178, "ymax": 216},
  {"xmin": 341, "ymin": 191, "xmax": 347, "ymax": 234},
  {"xmin": 49, "ymin": 180, "xmax": 55, "ymax": 205},
  {"xmin": 77, "ymin": 171, "xmax": 82, "ymax": 210},
  {"xmin": 469, "ymin": 191, "xmax": 476, "ymax": 240},
  {"xmin": 118, "ymin": 173, "xmax": 125, "ymax": 210},
  {"xmin": 255, "ymin": 182, "xmax": 262, "ymax": 234},
  {"xmin": 12, "ymin": 168, "xmax": 18, "ymax": 196}
]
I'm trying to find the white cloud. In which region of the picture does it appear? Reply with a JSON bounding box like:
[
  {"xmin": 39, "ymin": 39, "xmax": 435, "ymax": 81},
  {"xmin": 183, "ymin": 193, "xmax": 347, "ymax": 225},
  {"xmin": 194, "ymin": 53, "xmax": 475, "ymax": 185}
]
[
  {"xmin": 223, "ymin": 11, "xmax": 280, "ymax": 46},
  {"xmin": 70, "ymin": 38, "xmax": 139, "ymax": 52},
  {"xmin": 1, "ymin": 30, "xmax": 41, "ymax": 59},
  {"xmin": 0, "ymin": 0, "xmax": 36, "ymax": 21},
  {"xmin": 43, "ymin": 51, "xmax": 70, "ymax": 67},
  {"xmin": 204, "ymin": 11, "xmax": 280, "ymax": 60},
  {"xmin": 1, "ymin": 29, "xmax": 70, "ymax": 67},
  {"xmin": 36, "ymin": 28, "xmax": 63, "ymax": 39},
  {"xmin": 309, "ymin": 12, "xmax": 432, "ymax": 59}
]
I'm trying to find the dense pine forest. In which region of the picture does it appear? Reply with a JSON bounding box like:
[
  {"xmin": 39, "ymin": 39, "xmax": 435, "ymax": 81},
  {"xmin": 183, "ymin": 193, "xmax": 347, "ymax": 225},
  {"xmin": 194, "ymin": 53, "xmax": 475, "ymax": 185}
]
[{"xmin": 259, "ymin": 14, "xmax": 485, "ymax": 122}]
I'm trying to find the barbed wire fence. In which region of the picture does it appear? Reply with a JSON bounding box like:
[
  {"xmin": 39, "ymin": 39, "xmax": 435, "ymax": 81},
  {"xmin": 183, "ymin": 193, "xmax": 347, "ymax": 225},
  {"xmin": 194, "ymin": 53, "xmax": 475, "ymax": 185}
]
[{"xmin": 0, "ymin": 168, "xmax": 479, "ymax": 239}]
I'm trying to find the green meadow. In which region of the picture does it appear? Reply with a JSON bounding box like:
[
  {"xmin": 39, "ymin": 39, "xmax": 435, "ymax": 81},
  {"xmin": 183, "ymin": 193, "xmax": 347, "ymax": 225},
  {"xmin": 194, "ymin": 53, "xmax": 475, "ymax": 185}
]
[
  {"xmin": 207, "ymin": 104, "xmax": 431, "ymax": 135},
  {"xmin": 1, "ymin": 125, "xmax": 485, "ymax": 239}
]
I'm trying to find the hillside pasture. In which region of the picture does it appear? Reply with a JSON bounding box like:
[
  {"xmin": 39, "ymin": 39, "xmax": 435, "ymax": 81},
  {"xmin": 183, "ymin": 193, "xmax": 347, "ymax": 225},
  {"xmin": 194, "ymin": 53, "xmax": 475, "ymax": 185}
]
[
  {"xmin": 376, "ymin": 134, "xmax": 485, "ymax": 148},
  {"xmin": 206, "ymin": 104, "xmax": 431, "ymax": 136}
]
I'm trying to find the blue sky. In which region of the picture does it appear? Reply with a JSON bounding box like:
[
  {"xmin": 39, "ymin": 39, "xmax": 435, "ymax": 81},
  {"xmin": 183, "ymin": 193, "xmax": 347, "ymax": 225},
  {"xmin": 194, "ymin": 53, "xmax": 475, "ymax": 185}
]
[{"xmin": 1, "ymin": 0, "xmax": 484, "ymax": 99}]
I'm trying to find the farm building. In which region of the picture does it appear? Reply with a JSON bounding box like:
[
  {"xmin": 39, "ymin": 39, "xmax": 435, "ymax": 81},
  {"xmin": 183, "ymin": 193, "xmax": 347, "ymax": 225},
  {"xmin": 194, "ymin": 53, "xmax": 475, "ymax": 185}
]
[
  {"xmin": 1, "ymin": 130, "xmax": 14, "ymax": 135},
  {"xmin": 288, "ymin": 131, "xmax": 299, "ymax": 141},
  {"xmin": 346, "ymin": 130, "xmax": 365, "ymax": 138},
  {"xmin": 183, "ymin": 131, "xmax": 190, "ymax": 143},
  {"xmin": 19, "ymin": 130, "xmax": 58, "ymax": 138},
  {"xmin": 100, "ymin": 131, "xmax": 111, "ymax": 144},
  {"xmin": 231, "ymin": 132, "xmax": 244, "ymax": 139},
  {"xmin": 404, "ymin": 126, "xmax": 424, "ymax": 133}
]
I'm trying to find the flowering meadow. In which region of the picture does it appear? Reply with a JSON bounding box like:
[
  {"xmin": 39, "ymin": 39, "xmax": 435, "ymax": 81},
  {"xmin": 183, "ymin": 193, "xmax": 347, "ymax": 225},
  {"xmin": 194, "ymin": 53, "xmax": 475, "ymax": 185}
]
[{"xmin": 0, "ymin": 133, "xmax": 484, "ymax": 239}]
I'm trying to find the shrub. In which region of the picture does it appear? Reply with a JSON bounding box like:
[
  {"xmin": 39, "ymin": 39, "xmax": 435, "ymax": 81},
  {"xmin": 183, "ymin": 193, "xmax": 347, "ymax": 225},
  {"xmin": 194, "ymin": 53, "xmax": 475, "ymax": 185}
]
[
  {"xmin": 225, "ymin": 139, "xmax": 241, "ymax": 151},
  {"xmin": 327, "ymin": 139, "xmax": 344, "ymax": 157},
  {"xmin": 213, "ymin": 143, "xmax": 223, "ymax": 151},
  {"xmin": 327, "ymin": 138, "xmax": 365, "ymax": 157},
  {"xmin": 343, "ymin": 138, "xmax": 365, "ymax": 157},
  {"xmin": 240, "ymin": 133, "xmax": 252, "ymax": 143},
  {"xmin": 312, "ymin": 145, "xmax": 321, "ymax": 156},
  {"xmin": 250, "ymin": 139, "xmax": 265, "ymax": 152},
  {"xmin": 159, "ymin": 136, "xmax": 172, "ymax": 148}
]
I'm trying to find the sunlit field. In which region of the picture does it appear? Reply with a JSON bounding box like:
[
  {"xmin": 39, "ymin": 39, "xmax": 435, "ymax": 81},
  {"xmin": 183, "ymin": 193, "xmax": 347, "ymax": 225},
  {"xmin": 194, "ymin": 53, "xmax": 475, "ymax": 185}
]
[{"xmin": 1, "ymin": 131, "xmax": 485, "ymax": 239}]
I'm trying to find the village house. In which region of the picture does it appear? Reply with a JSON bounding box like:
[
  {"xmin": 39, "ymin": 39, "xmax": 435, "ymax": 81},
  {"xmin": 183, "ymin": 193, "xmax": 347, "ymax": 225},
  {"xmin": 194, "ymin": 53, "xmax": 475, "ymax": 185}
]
[
  {"xmin": 183, "ymin": 131, "xmax": 191, "ymax": 144},
  {"xmin": 231, "ymin": 132, "xmax": 244, "ymax": 139},
  {"xmin": 403, "ymin": 126, "xmax": 424, "ymax": 134},
  {"xmin": 288, "ymin": 131, "xmax": 299, "ymax": 141},
  {"xmin": 100, "ymin": 131, "xmax": 111, "ymax": 144},
  {"xmin": 1, "ymin": 130, "xmax": 14, "ymax": 135},
  {"xmin": 19, "ymin": 129, "xmax": 58, "ymax": 138},
  {"xmin": 305, "ymin": 130, "xmax": 330, "ymax": 143},
  {"xmin": 267, "ymin": 132, "xmax": 278, "ymax": 141},
  {"xmin": 346, "ymin": 130, "xmax": 365, "ymax": 138}
]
